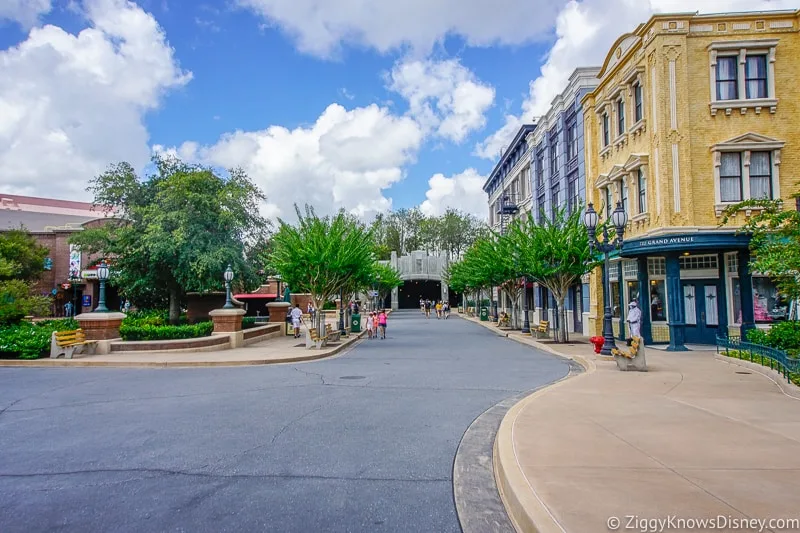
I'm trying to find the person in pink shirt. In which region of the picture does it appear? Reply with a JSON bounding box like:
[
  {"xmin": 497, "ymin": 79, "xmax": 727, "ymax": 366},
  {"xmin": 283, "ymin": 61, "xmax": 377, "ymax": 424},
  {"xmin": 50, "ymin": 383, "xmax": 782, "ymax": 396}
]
[{"xmin": 378, "ymin": 310, "xmax": 387, "ymax": 339}]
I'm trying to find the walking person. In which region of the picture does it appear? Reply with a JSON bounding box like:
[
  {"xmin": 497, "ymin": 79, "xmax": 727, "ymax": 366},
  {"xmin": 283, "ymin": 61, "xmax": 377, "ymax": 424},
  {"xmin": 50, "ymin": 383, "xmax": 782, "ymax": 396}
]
[
  {"xmin": 378, "ymin": 309, "xmax": 387, "ymax": 339},
  {"xmin": 366, "ymin": 311, "xmax": 374, "ymax": 339},
  {"xmin": 372, "ymin": 312, "xmax": 379, "ymax": 339},
  {"xmin": 435, "ymin": 301, "xmax": 442, "ymax": 319},
  {"xmin": 290, "ymin": 304, "xmax": 304, "ymax": 338},
  {"xmin": 443, "ymin": 302, "xmax": 450, "ymax": 319},
  {"xmin": 424, "ymin": 299, "xmax": 431, "ymax": 319}
]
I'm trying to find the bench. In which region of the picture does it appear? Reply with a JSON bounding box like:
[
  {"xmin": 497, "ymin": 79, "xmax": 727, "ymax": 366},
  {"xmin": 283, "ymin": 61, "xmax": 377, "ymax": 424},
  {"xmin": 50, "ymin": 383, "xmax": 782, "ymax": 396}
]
[
  {"xmin": 325, "ymin": 324, "xmax": 342, "ymax": 342},
  {"xmin": 50, "ymin": 329, "xmax": 97, "ymax": 359},
  {"xmin": 533, "ymin": 320, "xmax": 550, "ymax": 339},
  {"xmin": 306, "ymin": 327, "xmax": 329, "ymax": 350}
]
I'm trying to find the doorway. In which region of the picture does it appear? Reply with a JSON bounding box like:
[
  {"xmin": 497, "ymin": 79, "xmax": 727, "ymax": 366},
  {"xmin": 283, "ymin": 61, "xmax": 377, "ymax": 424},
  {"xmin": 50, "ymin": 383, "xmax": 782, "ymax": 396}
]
[{"xmin": 682, "ymin": 280, "xmax": 720, "ymax": 344}]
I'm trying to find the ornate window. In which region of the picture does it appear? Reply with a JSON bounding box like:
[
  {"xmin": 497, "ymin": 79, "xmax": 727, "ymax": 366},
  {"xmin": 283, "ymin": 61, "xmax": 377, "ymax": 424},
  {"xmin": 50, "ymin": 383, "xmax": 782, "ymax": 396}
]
[
  {"xmin": 711, "ymin": 133, "xmax": 783, "ymax": 214},
  {"xmin": 637, "ymin": 168, "xmax": 647, "ymax": 214},
  {"xmin": 708, "ymin": 39, "xmax": 778, "ymax": 115},
  {"xmin": 616, "ymin": 98, "xmax": 626, "ymax": 135},
  {"xmin": 634, "ymin": 83, "xmax": 643, "ymax": 123},
  {"xmin": 602, "ymin": 113, "xmax": 610, "ymax": 147}
]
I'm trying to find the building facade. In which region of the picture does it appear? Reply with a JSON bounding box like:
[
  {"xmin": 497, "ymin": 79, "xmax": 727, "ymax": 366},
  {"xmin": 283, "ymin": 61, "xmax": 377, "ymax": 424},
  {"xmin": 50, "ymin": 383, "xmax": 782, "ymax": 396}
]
[
  {"xmin": 528, "ymin": 68, "xmax": 599, "ymax": 335},
  {"xmin": 583, "ymin": 10, "xmax": 800, "ymax": 349},
  {"xmin": 0, "ymin": 194, "xmax": 118, "ymax": 316}
]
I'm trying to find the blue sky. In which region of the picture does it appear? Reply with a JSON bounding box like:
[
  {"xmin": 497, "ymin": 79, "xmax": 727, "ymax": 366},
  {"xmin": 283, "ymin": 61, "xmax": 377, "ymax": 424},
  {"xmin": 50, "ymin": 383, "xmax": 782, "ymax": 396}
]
[{"xmin": 1, "ymin": 0, "xmax": 793, "ymax": 220}]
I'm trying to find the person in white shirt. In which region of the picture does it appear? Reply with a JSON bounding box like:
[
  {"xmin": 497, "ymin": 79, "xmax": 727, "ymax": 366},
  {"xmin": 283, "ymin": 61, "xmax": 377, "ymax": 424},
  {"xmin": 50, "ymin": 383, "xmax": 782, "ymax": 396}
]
[
  {"xmin": 627, "ymin": 300, "xmax": 642, "ymax": 339},
  {"xmin": 290, "ymin": 304, "xmax": 304, "ymax": 338}
]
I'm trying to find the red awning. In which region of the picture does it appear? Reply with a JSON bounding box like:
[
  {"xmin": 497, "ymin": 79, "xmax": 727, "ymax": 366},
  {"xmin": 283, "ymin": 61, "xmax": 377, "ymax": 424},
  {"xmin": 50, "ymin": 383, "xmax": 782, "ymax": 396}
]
[{"xmin": 234, "ymin": 294, "xmax": 277, "ymax": 299}]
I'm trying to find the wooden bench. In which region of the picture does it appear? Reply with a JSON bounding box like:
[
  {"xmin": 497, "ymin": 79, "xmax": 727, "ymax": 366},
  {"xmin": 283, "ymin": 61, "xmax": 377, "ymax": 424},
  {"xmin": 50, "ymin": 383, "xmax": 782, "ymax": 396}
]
[
  {"xmin": 533, "ymin": 320, "xmax": 549, "ymax": 339},
  {"xmin": 306, "ymin": 327, "xmax": 329, "ymax": 350},
  {"xmin": 325, "ymin": 324, "xmax": 342, "ymax": 342},
  {"xmin": 50, "ymin": 329, "xmax": 97, "ymax": 359}
]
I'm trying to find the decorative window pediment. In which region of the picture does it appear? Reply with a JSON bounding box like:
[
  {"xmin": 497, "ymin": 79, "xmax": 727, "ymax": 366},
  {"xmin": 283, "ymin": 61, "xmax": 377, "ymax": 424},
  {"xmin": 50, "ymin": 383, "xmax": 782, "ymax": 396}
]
[
  {"xmin": 608, "ymin": 164, "xmax": 627, "ymax": 182},
  {"xmin": 594, "ymin": 173, "xmax": 611, "ymax": 189},
  {"xmin": 712, "ymin": 132, "xmax": 785, "ymax": 152},
  {"xmin": 623, "ymin": 153, "xmax": 649, "ymax": 171}
]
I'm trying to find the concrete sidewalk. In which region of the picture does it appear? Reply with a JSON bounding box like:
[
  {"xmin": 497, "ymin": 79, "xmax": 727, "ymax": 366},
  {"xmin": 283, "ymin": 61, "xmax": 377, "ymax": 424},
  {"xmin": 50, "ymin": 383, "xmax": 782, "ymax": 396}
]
[
  {"xmin": 494, "ymin": 340, "xmax": 800, "ymax": 532},
  {"xmin": 0, "ymin": 325, "xmax": 366, "ymax": 367}
]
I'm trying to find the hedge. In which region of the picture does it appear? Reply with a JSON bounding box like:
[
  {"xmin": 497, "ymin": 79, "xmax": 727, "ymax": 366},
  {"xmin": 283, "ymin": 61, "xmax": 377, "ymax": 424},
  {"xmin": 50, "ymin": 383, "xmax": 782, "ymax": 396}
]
[
  {"xmin": 0, "ymin": 318, "xmax": 79, "ymax": 359},
  {"xmin": 745, "ymin": 321, "xmax": 800, "ymax": 356},
  {"xmin": 119, "ymin": 321, "xmax": 213, "ymax": 341}
]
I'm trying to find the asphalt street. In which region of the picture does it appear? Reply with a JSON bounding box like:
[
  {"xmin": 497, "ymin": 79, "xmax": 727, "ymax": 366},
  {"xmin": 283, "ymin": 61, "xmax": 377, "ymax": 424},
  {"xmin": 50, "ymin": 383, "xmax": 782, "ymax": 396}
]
[{"xmin": 0, "ymin": 311, "xmax": 568, "ymax": 533}]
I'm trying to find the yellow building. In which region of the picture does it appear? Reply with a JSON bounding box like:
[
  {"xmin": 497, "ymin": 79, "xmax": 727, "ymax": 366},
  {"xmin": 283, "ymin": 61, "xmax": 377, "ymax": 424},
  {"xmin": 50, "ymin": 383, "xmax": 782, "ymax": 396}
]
[{"xmin": 583, "ymin": 9, "xmax": 800, "ymax": 350}]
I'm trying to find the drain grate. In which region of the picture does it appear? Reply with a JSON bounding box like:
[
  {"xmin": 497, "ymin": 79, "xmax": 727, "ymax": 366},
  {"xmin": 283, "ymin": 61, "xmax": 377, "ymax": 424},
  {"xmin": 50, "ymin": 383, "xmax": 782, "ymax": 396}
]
[{"xmin": 340, "ymin": 375, "xmax": 366, "ymax": 380}]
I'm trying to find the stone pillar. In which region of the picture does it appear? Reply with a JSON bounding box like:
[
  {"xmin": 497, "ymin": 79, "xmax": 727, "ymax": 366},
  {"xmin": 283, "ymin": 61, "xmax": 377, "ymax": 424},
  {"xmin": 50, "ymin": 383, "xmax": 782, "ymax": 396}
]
[
  {"xmin": 266, "ymin": 301, "xmax": 291, "ymax": 323},
  {"xmin": 209, "ymin": 308, "xmax": 246, "ymax": 348},
  {"xmin": 76, "ymin": 311, "xmax": 126, "ymax": 355},
  {"xmin": 637, "ymin": 256, "xmax": 653, "ymax": 344},
  {"xmin": 665, "ymin": 254, "xmax": 688, "ymax": 351},
  {"xmin": 717, "ymin": 252, "xmax": 729, "ymax": 337},
  {"xmin": 391, "ymin": 286, "xmax": 399, "ymax": 310}
]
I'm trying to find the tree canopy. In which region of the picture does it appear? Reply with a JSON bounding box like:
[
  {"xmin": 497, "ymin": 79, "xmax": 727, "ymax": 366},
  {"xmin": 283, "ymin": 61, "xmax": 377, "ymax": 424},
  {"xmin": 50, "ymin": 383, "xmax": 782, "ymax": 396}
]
[
  {"xmin": 0, "ymin": 230, "xmax": 51, "ymax": 323},
  {"xmin": 71, "ymin": 157, "xmax": 269, "ymax": 323},
  {"xmin": 270, "ymin": 206, "xmax": 375, "ymax": 328},
  {"xmin": 723, "ymin": 192, "xmax": 800, "ymax": 302}
]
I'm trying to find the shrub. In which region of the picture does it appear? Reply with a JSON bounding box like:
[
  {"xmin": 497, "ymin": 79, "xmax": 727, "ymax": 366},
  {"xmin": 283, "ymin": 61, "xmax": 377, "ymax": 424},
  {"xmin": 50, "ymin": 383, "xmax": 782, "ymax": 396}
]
[
  {"xmin": 322, "ymin": 301, "xmax": 337, "ymax": 310},
  {"xmin": 0, "ymin": 280, "xmax": 51, "ymax": 324},
  {"xmin": 744, "ymin": 328, "xmax": 768, "ymax": 345},
  {"xmin": 745, "ymin": 321, "xmax": 800, "ymax": 353},
  {"xmin": 242, "ymin": 316, "xmax": 258, "ymax": 329},
  {"xmin": 119, "ymin": 321, "xmax": 213, "ymax": 341},
  {"xmin": 0, "ymin": 319, "xmax": 78, "ymax": 359}
]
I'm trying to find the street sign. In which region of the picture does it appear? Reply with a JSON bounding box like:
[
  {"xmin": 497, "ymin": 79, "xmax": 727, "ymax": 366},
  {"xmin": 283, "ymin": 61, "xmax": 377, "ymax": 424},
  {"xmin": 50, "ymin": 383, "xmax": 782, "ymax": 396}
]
[
  {"xmin": 61, "ymin": 283, "xmax": 71, "ymax": 290},
  {"xmin": 369, "ymin": 290, "xmax": 379, "ymax": 297},
  {"xmin": 81, "ymin": 270, "xmax": 98, "ymax": 279}
]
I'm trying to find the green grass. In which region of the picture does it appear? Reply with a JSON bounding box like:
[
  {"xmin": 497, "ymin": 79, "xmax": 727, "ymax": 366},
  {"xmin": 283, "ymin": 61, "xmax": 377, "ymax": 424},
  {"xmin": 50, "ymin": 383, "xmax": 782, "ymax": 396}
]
[{"xmin": 722, "ymin": 349, "xmax": 800, "ymax": 387}]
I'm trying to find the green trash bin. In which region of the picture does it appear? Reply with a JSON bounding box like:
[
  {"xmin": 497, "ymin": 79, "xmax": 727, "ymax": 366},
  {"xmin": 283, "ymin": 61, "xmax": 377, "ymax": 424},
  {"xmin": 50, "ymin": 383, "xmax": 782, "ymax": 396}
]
[
  {"xmin": 351, "ymin": 313, "xmax": 361, "ymax": 333},
  {"xmin": 480, "ymin": 307, "xmax": 489, "ymax": 321}
]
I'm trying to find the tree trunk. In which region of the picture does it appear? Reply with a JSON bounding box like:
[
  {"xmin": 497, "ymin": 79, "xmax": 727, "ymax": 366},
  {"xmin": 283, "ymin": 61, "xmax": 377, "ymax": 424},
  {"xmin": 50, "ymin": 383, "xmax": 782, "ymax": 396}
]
[
  {"xmin": 168, "ymin": 286, "xmax": 181, "ymax": 325},
  {"xmin": 557, "ymin": 294, "xmax": 569, "ymax": 343}
]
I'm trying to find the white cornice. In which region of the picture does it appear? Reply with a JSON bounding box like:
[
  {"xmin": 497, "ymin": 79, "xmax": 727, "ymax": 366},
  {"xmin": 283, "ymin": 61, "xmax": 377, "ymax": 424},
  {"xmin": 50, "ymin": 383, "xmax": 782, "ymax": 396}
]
[{"xmin": 531, "ymin": 67, "xmax": 600, "ymax": 146}]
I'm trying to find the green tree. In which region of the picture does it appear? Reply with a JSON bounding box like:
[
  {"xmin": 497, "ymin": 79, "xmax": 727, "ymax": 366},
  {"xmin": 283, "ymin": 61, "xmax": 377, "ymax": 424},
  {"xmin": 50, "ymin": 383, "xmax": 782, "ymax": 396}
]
[
  {"xmin": 71, "ymin": 157, "xmax": 269, "ymax": 324},
  {"xmin": 722, "ymin": 193, "xmax": 800, "ymax": 302},
  {"xmin": 0, "ymin": 230, "xmax": 49, "ymax": 281},
  {"xmin": 370, "ymin": 262, "xmax": 402, "ymax": 307},
  {"xmin": 510, "ymin": 208, "xmax": 594, "ymax": 342},
  {"xmin": 270, "ymin": 206, "xmax": 375, "ymax": 331},
  {"xmin": 0, "ymin": 231, "xmax": 51, "ymax": 323}
]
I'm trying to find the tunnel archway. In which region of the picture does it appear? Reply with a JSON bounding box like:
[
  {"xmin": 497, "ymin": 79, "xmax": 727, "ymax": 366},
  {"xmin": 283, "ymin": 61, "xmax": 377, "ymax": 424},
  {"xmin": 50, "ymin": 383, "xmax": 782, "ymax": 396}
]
[{"xmin": 397, "ymin": 280, "xmax": 441, "ymax": 309}]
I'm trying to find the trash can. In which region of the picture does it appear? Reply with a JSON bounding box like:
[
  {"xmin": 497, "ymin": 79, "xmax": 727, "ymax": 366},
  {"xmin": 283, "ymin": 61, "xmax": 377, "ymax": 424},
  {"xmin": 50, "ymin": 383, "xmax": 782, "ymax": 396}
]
[
  {"xmin": 351, "ymin": 313, "xmax": 361, "ymax": 333},
  {"xmin": 480, "ymin": 307, "xmax": 489, "ymax": 321}
]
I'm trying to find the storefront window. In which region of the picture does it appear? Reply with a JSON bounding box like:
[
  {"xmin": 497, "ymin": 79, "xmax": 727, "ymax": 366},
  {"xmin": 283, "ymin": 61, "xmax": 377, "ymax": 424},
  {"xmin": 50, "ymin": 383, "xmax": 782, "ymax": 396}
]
[
  {"xmin": 731, "ymin": 277, "xmax": 742, "ymax": 324},
  {"xmin": 611, "ymin": 282, "xmax": 621, "ymax": 318},
  {"xmin": 627, "ymin": 281, "xmax": 641, "ymax": 308},
  {"xmin": 753, "ymin": 277, "xmax": 787, "ymax": 323},
  {"xmin": 649, "ymin": 280, "xmax": 666, "ymax": 321}
]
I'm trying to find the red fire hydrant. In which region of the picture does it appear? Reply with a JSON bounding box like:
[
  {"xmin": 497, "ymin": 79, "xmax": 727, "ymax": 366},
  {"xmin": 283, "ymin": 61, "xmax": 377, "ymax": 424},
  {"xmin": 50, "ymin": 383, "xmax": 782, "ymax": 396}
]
[{"xmin": 590, "ymin": 336, "xmax": 605, "ymax": 354}]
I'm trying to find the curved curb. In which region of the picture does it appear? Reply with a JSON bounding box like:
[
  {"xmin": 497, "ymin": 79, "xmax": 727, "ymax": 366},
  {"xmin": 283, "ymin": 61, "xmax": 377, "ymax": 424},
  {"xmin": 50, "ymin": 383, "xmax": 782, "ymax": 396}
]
[
  {"xmin": 0, "ymin": 331, "xmax": 366, "ymax": 369},
  {"xmin": 714, "ymin": 353, "xmax": 800, "ymax": 401},
  {"xmin": 492, "ymin": 349, "xmax": 595, "ymax": 533}
]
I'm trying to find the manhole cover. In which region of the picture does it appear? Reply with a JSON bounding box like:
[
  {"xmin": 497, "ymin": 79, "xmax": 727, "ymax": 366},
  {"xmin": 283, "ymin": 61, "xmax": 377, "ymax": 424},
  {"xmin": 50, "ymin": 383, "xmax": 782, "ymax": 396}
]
[
  {"xmin": 340, "ymin": 375, "xmax": 366, "ymax": 380},
  {"xmin": 735, "ymin": 371, "xmax": 752, "ymax": 375}
]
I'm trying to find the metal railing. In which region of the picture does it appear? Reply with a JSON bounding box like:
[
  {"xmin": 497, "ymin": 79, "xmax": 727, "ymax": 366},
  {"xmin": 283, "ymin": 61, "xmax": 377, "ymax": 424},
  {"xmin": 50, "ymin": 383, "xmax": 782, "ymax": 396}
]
[{"xmin": 716, "ymin": 335, "xmax": 800, "ymax": 383}]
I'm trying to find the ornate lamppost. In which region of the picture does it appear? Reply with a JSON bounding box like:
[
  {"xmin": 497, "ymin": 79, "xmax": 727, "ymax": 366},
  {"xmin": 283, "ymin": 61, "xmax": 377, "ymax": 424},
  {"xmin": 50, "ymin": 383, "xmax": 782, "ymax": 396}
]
[
  {"xmin": 223, "ymin": 264, "xmax": 235, "ymax": 309},
  {"xmin": 521, "ymin": 276, "xmax": 531, "ymax": 333},
  {"xmin": 583, "ymin": 202, "xmax": 628, "ymax": 355},
  {"xmin": 94, "ymin": 261, "xmax": 110, "ymax": 313}
]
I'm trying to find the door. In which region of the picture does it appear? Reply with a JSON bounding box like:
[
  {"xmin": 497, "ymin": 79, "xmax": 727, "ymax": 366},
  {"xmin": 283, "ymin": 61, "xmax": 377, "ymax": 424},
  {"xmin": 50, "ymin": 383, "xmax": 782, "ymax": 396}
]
[
  {"xmin": 572, "ymin": 285, "xmax": 583, "ymax": 333},
  {"xmin": 682, "ymin": 280, "xmax": 720, "ymax": 344}
]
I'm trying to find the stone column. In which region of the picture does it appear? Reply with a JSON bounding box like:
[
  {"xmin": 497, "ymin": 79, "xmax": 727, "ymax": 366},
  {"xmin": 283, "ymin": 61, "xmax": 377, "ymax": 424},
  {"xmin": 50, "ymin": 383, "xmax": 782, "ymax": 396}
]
[
  {"xmin": 76, "ymin": 311, "xmax": 126, "ymax": 355},
  {"xmin": 717, "ymin": 252, "xmax": 729, "ymax": 337},
  {"xmin": 637, "ymin": 256, "xmax": 653, "ymax": 344},
  {"xmin": 266, "ymin": 301, "xmax": 291, "ymax": 323},
  {"xmin": 665, "ymin": 254, "xmax": 688, "ymax": 351},
  {"xmin": 738, "ymin": 249, "xmax": 755, "ymax": 337},
  {"xmin": 209, "ymin": 308, "xmax": 246, "ymax": 348}
]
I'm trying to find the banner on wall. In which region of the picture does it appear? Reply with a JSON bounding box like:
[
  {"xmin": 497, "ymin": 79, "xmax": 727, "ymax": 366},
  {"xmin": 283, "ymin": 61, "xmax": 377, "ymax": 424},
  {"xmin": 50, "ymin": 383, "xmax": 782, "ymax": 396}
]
[
  {"xmin": 68, "ymin": 245, "xmax": 81, "ymax": 279},
  {"xmin": 82, "ymin": 295, "xmax": 91, "ymax": 307}
]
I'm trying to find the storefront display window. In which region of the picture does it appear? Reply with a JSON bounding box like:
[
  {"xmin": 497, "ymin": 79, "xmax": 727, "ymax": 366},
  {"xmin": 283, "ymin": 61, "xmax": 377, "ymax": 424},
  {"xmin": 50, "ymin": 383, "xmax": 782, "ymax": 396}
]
[
  {"xmin": 611, "ymin": 282, "xmax": 621, "ymax": 318},
  {"xmin": 649, "ymin": 280, "xmax": 666, "ymax": 321},
  {"xmin": 753, "ymin": 277, "xmax": 786, "ymax": 323},
  {"xmin": 627, "ymin": 281, "xmax": 641, "ymax": 308},
  {"xmin": 731, "ymin": 277, "xmax": 742, "ymax": 325}
]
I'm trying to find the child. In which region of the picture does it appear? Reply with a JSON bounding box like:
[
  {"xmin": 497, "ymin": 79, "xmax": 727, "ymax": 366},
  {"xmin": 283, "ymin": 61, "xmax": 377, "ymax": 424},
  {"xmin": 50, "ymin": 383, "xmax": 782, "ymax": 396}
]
[
  {"xmin": 366, "ymin": 311, "xmax": 374, "ymax": 339},
  {"xmin": 378, "ymin": 310, "xmax": 387, "ymax": 339},
  {"xmin": 372, "ymin": 312, "xmax": 379, "ymax": 340}
]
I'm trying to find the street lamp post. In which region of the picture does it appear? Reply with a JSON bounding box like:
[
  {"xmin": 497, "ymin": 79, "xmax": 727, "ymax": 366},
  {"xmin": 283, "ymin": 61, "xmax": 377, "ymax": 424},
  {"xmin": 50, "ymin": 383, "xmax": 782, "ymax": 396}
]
[
  {"xmin": 223, "ymin": 265, "xmax": 235, "ymax": 309},
  {"xmin": 583, "ymin": 202, "xmax": 628, "ymax": 356},
  {"xmin": 521, "ymin": 277, "xmax": 531, "ymax": 333},
  {"xmin": 339, "ymin": 287, "xmax": 346, "ymax": 336},
  {"xmin": 94, "ymin": 261, "xmax": 110, "ymax": 313}
]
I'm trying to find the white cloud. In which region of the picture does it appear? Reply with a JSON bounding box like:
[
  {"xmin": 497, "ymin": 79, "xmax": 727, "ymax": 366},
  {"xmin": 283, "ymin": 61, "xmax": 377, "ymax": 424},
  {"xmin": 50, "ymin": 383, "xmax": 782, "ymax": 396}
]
[
  {"xmin": 388, "ymin": 57, "xmax": 495, "ymax": 143},
  {"xmin": 476, "ymin": 0, "xmax": 799, "ymax": 159},
  {"xmin": 155, "ymin": 103, "xmax": 424, "ymax": 220},
  {"xmin": 236, "ymin": 0, "xmax": 567, "ymax": 58},
  {"xmin": 420, "ymin": 168, "xmax": 487, "ymax": 218},
  {"xmin": 0, "ymin": 0, "xmax": 191, "ymax": 200},
  {"xmin": 0, "ymin": 0, "xmax": 51, "ymax": 28}
]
